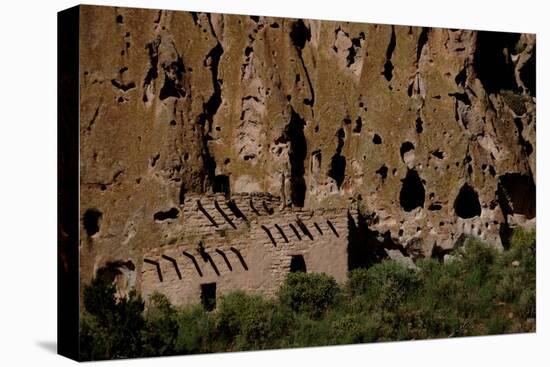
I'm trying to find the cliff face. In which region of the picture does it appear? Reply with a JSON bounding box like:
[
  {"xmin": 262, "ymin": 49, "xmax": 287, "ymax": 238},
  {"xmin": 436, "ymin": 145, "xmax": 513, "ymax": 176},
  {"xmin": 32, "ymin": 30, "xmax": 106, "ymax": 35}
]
[{"xmin": 78, "ymin": 5, "xmax": 536, "ymax": 294}]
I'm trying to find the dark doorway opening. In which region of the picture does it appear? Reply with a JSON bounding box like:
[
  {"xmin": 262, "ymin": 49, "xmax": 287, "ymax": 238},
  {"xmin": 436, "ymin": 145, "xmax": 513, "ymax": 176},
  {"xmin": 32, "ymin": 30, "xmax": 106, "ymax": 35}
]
[
  {"xmin": 214, "ymin": 175, "xmax": 230, "ymax": 198},
  {"xmin": 200, "ymin": 283, "xmax": 216, "ymax": 311},
  {"xmin": 290, "ymin": 255, "xmax": 307, "ymax": 273}
]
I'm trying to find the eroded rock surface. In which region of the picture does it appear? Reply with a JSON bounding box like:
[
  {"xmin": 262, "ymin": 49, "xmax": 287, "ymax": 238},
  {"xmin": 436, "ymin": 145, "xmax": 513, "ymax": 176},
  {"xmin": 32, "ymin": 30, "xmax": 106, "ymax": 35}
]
[{"xmin": 78, "ymin": 6, "xmax": 536, "ymax": 300}]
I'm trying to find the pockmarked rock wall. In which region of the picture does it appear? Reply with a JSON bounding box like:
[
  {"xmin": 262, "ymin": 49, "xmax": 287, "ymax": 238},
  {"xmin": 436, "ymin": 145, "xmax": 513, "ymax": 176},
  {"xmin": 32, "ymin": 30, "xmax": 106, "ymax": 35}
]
[{"xmin": 78, "ymin": 5, "xmax": 536, "ymax": 304}]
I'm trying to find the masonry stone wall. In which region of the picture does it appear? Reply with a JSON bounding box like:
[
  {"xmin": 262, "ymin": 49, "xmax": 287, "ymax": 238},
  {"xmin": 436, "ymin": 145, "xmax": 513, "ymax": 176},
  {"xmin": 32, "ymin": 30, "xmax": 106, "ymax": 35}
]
[{"xmin": 141, "ymin": 192, "xmax": 349, "ymax": 306}]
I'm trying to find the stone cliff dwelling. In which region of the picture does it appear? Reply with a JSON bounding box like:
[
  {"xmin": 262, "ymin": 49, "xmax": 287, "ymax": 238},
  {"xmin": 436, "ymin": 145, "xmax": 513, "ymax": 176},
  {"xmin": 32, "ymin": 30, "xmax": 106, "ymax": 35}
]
[
  {"xmin": 141, "ymin": 192, "xmax": 349, "ymax": 307},
  {"xmin": 76, "ymin": 6, "xmax": 536, "ymax": 308}
]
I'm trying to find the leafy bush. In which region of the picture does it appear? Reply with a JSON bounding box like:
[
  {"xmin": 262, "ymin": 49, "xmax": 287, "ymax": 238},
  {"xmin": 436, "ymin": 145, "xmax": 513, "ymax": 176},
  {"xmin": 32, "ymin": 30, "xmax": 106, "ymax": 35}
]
[
  {"xmin": 279, "ymin": 272, "xmax": 339, "ymax": 318},
  {"xmin": 215, "ymin": 291, "xmax": 293, "ymax": 350},
  {"xmin": 347, "ymin": 260, "xmax": 419, "ymax": 311}
]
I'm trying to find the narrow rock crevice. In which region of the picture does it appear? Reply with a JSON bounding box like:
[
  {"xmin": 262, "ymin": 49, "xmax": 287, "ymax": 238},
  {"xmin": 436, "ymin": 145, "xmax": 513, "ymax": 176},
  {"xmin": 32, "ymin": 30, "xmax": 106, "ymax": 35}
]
[{"xmin": 383, "ymin": 26, "xmax": 396, "ymax": 82}]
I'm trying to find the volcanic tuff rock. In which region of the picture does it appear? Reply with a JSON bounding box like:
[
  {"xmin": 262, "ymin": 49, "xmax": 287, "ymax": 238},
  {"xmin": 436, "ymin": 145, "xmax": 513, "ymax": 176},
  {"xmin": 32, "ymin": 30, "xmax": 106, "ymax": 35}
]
[{"xmin": 78, "ymin": 6, "xmax": 536, "ymax": 295}]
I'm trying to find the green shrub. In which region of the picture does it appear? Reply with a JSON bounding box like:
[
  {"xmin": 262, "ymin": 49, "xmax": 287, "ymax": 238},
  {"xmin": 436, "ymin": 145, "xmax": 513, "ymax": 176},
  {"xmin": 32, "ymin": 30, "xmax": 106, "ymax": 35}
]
[
  {"xmin": 141, "ymin": 293, "xmax": 179, "ymax": 356},
  {"xmin": 215, "ymin": 291, "xmax": 293, "ymax": 350},
  {"xmin": 174, "ymin": 305, "xmax": 213, "ymax": 354},
  {"xmin": 279, "ymin": 272, "xmax": 339, "ymax": 318},
  {"xmin": 348, "ymin": 261, "xmax": 419, "ymax": 311}
]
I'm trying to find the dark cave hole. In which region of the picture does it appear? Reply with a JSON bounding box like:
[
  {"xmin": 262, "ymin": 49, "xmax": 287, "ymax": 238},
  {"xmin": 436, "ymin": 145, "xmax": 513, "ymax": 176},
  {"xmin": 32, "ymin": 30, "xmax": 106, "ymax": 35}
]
[
  {"xmin": 376, "ymin": 165, "xmax": 388, "ymax": 179},
  {"xmin": 116, "ymin": 15, "xmax": 123, "ymax": 24},
  {"xmin": 328, "ymin": 128, "xmax": 346, "ymax": 189},
  {"xmin": 213, "ymin": 175, "xmax": 230, "ymax": 198},
  {"xmin": 520, "ymin": 45, "xmax": 535, "ymax": 96},
  {"xmin": 473, "ymin": 31, "xmax": 520, "ymax": 94},
  {"xmin": 96, "ymin": 261, "xmax": 136, "ymax": 285},
  {"xmin": 290, "ymin": 255, "xmax": 307, "ymax": 273},
  {"xmin": 153, "ymin": 207, "xmax": 179, "ymax": 221},
  {"xmin": 428, "ymin": 203, "xmax": 442, "ymax": 211},
  {"xmin": 454, "ymin": 184, "xmax": 481, "ymax": 218},
  {"xmin": 83, "ymin": 208, "xmax": 102, "ymax": 237},
  {"xmin": 290, "ymin": 19, "xmax": 311, "ymax": 50},
  {"xmin": 201, "ymin": 283, "xmax": 217, "ymax": 311},
  {"xmin": 353, "ymin": 117, "xmax": 363, "ymax": 133},
  {"xmin": 415, "ymin": 117, "xmax": 424, "ymax": 133},
  {"xmin": 372, "ymin": 134, "xmax": 382, "ymax": 144},
  {"xmin": 399, "ymin": 169, "xmax": 425, "ymax": 212},
  {"xmin": 400, "ymin": 141, "xmax": 415, "ymax": 161},
  {"xmin": 431, "ymin": 149, "xmax": 445, "ymax": 159},
  {"xmin": 270, "ymin": 22, "xmax": 280, "ymax": 28},
  {"xmin": 497, "ymin": 173, "xmax": 536, "ymax": 219}
]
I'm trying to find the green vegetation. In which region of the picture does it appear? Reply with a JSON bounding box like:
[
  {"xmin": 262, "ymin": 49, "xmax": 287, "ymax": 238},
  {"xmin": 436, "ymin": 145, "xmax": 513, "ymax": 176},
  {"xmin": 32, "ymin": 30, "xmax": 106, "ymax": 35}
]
[{"xmin": 80, "ymin": 228, "xmax": 536, "ymax": 360}]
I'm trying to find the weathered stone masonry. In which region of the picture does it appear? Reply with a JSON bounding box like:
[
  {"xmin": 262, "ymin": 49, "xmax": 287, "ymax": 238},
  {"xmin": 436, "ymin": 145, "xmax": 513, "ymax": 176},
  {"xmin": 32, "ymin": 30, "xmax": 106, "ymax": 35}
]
[{"xmin": 141, "ymin": 193, "xmax": 349, "ymax": 306}]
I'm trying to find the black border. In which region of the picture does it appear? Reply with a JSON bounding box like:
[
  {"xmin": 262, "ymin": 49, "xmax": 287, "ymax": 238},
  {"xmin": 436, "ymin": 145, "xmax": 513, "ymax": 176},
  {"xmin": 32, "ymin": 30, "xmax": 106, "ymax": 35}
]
[{"xmin": 57, "ymin": 5, "xmax": 80, "ymax": 361}]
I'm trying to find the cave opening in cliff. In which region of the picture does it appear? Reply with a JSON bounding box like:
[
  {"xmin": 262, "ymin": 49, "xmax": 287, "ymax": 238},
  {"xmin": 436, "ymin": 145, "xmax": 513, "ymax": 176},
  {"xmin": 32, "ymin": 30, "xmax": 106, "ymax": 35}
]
[
  {"xmin": 497, "ymin": 173, "xmax": 536, "ymax": 219},
  {"xmin": 454, "ymin": 183, "xmax": 481, "ymax": 218},
  {"xmin": 214, "ymin": 175, "xmax": 230, "ymax": 198},
  {"xmin": 474, "ymin": 31, "xmax": 520, "ymax": 94},
  {"xmin": 290, "ymin": 19, "xmax": 311, "ymax": 50},
  {"xmin": 83, "ymin": 208, "xmax": 102, "ymax": 237},
  {"xmin": 290, "ymin": 255, "xmax": 307, "ymax": 273},
  {"xmin": 400, "ymin": 141, "xmax": 415, "ymax": 161},
  {"xmin": 329, "ymin": 154, "xmax": 346, "ymax": 188},
  {"xmin": 328, "ymin": 128, "xmax": 347, "ymax": 189},
  {"xmin": 153, "ymin": 207, "xmax": 180, "ymax": 221},
  {"xmin": 399, "ymin": 169, "xmax": 425, "ymax": 211},
  {"xmin": 285, "ymin": 108, "xmax": 307, "ymax": 207},
  {"xmin": 200, "ymin": 283, "xmax": 216, "ymax": 311}
]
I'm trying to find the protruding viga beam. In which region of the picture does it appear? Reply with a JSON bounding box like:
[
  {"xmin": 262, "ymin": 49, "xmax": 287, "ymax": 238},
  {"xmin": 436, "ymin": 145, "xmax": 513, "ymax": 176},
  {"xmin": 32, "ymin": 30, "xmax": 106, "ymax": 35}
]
[
  {"xmin": 226, "ymin": 199, "xmax": 248, "ymax": 222},
  {"xmin": 261, "ymin": 225, "xmax": 277, "ymax": 246},
  {"xmin": 296, "ymin": 217, "xmax": 314, "ymax": 240},
  {"xmin": 274, "ymin": 224, "xmax": 289, "ymax": 243},
  {"xmin": 288, "ymin": 223, "xmax": 302, "ymax": 241},
  {"xmin": 215, "ymin": 248, "xmax": 233, "ymax": 271},
  {"xmin": 196, "ymin": 200, "xmax": 219, "ymax": 227},
  {"xmin": 182, "ymin": 251, "xmax": 203, "ymax": 277},
  {"xmin": 230, "ymin": 247, "xmax": 249, "ymax": 271},
  {"xmin": 326, "ymin": 219, "xmax": 339, "ymax": 237},
  {"xmin": 161, "ymin": 255, "xmax": 182, "ymax": 280},
  {"xmin": 313, "ymin": 221, "xmax": 323, "ymax": 235},
  {"xmin": 144, "ymin": 258, "xmax": 163, "ymax": 282},
  {"xmin": 214, "ymin": 200, "xmax": 237, "ymax": 229}
]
